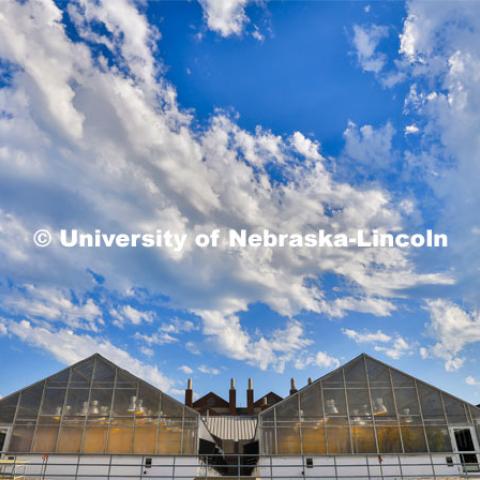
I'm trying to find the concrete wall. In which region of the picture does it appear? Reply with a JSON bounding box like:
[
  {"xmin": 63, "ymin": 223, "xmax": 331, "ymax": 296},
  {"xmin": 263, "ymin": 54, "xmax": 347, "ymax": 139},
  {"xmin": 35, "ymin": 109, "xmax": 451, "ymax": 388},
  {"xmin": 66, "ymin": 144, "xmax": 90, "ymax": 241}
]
[
  {"xmin": 0, "ymin": 454, "xmax": 201, "ymax": 480},
  {"xmin": 256, "ymin": 453, "xmax": 467, "ymax": 479}
]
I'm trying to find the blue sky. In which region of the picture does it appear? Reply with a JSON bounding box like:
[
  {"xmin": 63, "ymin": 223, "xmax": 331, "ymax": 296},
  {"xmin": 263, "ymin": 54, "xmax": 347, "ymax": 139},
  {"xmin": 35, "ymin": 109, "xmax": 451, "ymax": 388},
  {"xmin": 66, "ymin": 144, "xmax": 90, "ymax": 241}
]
[{"xmin": 1, "ymin": 0, "xmax": 480, "ymax": 406}]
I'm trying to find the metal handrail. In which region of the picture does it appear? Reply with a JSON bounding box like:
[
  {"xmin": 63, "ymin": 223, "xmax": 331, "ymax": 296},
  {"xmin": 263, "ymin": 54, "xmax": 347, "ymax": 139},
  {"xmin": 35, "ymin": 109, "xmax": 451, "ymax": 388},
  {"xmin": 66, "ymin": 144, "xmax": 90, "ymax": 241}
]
[{"xmin": 1, "ymin": 452, "xmax": 480, "ymax": 479}]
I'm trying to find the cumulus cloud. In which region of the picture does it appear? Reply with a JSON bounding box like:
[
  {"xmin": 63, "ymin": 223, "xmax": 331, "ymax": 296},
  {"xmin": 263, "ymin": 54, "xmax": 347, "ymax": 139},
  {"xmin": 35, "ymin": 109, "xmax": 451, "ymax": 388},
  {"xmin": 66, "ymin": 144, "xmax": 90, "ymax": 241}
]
[
  {"xmin": 466, "ymin": 376, "xmax": 480, "ymax": 386},
  {"xmin": 111, "ymin": 305, "xmax": 154, "ymax": 328},
  {"xmin": 352, "ymin": 24, "xmax": 389, "ymax": 74},
  {"xmin": 4, "ymin": 318, "xmax": 172, "ymax": 391},
  {"xmin": 198, "ymin": 365, "xmax": 221, "ymax": 375},
  {"xmin": 198, "ymin": 0, "xmax": 249, "ymax": 37},
  {"xmin": 342, "ymin": 327, "xmax": 413, "ymax": 360},
  {"xmin": 342, "ymin": 328, "xmax": 391, "ymax": 343},
  {"xmin": 179, "ymin": 365, "xmax": 193, "ymax": 374},
  {"xmin": 423, "ymin": 299, "xmax": 480, "ymax": 372},
  {"xmin": 293, "ymin": 350, "xmax": 340, "ymax": 370},
  {"xmin": 0, "ymin": 0, "xmax": 453, "ymax": 374},
  {"xmin": 343, "ymin": 121, "xmax": 395, "ymax": 170}
]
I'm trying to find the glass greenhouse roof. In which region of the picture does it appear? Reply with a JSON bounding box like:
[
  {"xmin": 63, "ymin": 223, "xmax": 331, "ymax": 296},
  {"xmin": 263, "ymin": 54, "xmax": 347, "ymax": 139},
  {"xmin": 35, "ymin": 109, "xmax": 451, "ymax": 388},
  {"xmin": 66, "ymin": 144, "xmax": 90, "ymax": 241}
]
[
  {"xmin": 258, "ymin": 354, "xmax": 480, "ymax": 455},
  {"xmin": 0, "ymin": 354, "xmax": 199, "ymax": 455}
]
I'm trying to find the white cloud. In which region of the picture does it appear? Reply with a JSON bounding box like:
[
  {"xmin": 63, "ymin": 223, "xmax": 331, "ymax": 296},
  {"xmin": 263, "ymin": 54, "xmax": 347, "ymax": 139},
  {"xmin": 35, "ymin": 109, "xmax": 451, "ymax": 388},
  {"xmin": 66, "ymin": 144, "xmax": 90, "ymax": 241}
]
[
  {"xmin": 198, "ymin": 365, "xmax": 221, "ymax": 375},
  {"xmin": 179, "ymin": 365, "xmax": 193, "ymax": 374},
  {"xmin": 342, "ymin": 328, "xmax": 391, "ymax": 343},
  {"xmin": 139, "ymin": 345, "xmax": 154, "ymax": 357},
  {"xmin": 466, "ymin": 376, "xmax": 480, "ymax": 386},
  {"xmin": 3, "ymin": 284, "xmax": 103, "ymax": 332},
  {"xmin": 0, "ymin": 0, "xmax": 454, "ymax": 372},
  {"xmin": 160, "ymin": 318, "xmax": 197, "ymax": 334},
  {"xmin": 294, "ymin": 350, "xmax": 340, "ymax": 370},
  {"xmin": 315, "ymin": 351, "xmax": 340, "ymax": 369},
  {"xmin": 343, "ymin": 121, "xmax": 395, "ymax": 170},
  {"xmin": 405, "ymin": 124, "xmax": 419, "ymax": 135},
  {"xmin": 423, "ymin": 299, "xmax": 480, "ymax": 372},
  {"xmin": 134, "ymin": 331, "xmax": 178, "ymax": 346},
  {"xmin": 374, "ymin": 336, "xmax": 412, "ymax": 360},
  {"xmin": 342, "ymin": 328, "xmax": 412, "ymax": 360},
  {"xmin": 5, "ymin": 319, "xmax": 173, "ymax": 391},
  {"xmin": 111, "ymin": 305, "xmax": 154, "ymax": 328},
  {"xmin": 198, "ymin": 0, "xmax": 249, "ymax": 37},
  {"xmin": 353, "ymin": 24, "xmax": 389, "ymax": 74}
]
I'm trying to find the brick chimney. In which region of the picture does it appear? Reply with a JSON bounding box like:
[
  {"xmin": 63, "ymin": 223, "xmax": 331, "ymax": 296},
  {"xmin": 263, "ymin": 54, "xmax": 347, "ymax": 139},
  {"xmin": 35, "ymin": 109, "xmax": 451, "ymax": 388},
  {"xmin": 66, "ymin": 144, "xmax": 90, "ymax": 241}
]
[
  {"xmin": 260, "ymin": 396, "xmax": 269, "ymax": 411},
  {"xmin": 289, "ymin": 377, "xmax": 298, "ymax": 396},
  {"xmin": 229, "ymin": 378, "xmax": 237, "ymax": 415},
  {"xmin": 185, "ymin": 378, "xmax": 193, "ymax": 407},
  {"xmin": 247, "ymin": 378, "xmax": 254, "ymax": 414}
]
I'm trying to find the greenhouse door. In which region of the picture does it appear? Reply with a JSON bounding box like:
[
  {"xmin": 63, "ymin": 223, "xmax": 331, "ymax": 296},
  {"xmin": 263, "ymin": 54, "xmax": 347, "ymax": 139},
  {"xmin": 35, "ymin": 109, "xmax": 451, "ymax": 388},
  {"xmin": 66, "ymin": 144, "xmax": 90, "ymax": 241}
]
[
  {"xmin": 0, "ymin": 428, "xmax": 8, "ymax": 452},
  {"xmin": 450, "ymin": 426, "xmax": 479, "ymax": 472}
]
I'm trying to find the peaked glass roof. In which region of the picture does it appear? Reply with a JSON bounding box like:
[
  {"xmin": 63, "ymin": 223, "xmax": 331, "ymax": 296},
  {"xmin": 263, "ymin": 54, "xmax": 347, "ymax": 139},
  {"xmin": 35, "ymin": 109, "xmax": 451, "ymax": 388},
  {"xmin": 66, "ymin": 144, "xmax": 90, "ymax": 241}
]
[
  {"xmin": 0, "ymin": 354, "xmax": 198, "ymax": 454},
  {"xmin": 258, "ymin": 354, "xmax": 480, "ymax": 455}
]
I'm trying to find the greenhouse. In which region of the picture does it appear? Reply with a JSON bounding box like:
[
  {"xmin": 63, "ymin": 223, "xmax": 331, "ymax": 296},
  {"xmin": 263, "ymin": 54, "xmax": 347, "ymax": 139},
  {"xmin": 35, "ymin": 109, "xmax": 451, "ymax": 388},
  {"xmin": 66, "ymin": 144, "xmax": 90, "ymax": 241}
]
[
  {"xmin": 1, "ymin": 353, "xmax": 480, "ymax": 479},
  {"xmin": 258, "ymin": 354, "xmax": 480, "ymax": 457},
  {"xmin": 0, "ymin": 354, "xmax": 199, "ymax": 455}
]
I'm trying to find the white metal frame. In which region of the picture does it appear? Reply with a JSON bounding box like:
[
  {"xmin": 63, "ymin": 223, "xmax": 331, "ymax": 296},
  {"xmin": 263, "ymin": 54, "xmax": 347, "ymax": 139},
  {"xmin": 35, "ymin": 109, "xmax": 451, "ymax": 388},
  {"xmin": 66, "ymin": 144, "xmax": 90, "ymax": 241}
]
[{"xmin": 449, "ymin": 425, "xmax": 480, "ymax": 472}]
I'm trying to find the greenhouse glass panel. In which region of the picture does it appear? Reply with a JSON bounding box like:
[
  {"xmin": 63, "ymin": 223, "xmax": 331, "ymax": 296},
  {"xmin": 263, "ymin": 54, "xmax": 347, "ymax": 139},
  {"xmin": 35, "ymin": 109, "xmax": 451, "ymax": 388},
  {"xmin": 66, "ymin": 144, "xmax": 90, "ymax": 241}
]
[
  {"xmin": 182, "ymin": 419, "xmax": 198, "ymax": 454},
  {"xmin": 426, "ymin": 426, "xmax": 452, "ymax": 452},
  {"xmin": 418, "ymin": 384, "xmax": 446, "ymax": 421},
  {"xmin": 261, "ymin": 427, "xmax": 275, "ymax": 454},
  {"xmin": 276, "ymin": 422, "xmax": 301, "ymax": 454},
  {"xmin": 138, "ymin": 382, "xmax": 161, "ymax": 417},
  {"xmin": 65, "ymin": 388, "xmax": 89, "ymax": 416},
  {"xmin": 301, "ymin": 423, "xmax": 326, "ymax": 454},
  {"xmin": 322, "ymin": 369, "xmax": 344, "ymax": 389},
  {"xmin": 323, "ymin": 389, "xmax": 347, "ymax": 417},
  {"xmin": 32, "ymin": 417, "xmax": 59, "ymax": 453},
  {"xmin": 300, "ymin": 384, "xmax": 323, "ymax": 419},
  {"xmin": 116, "ymin": 369, "xmax": 138, "ymax": 389},
  {"xmin": 376, "ymin": 425, "xmax": 402, "ymax": 453},
  {"xmin": 112, "ymin": 388, "xmax": 137, "ymax": 417},
  {"xmin": 347, "ymin": 388, "xmax": 372, "ymax": 421},
  {"xmin": 70, "ymin": 358, "xmax": 94, "ymax": 387},
  {"xmin": 46, "ymin": 369, "xmax": 69, "ymax": 387},
  {"xmin": 41, "ymin": 388, "xmax": 66, "ymax": 416},
  {"xmin": 394, "ymin": 388, "xmax": 420, "ymax": 418},
  {"xmin": 443, "ymin": 394, "xmax": 467, "ymax": 424},
  {"xmin": 365, "ymin": 358, "xmax": 391, "ymax": 387},
  {"xmin": 161, "ymin": 395, "xmax": 184, "ymax": 418},
  {"xmin": 9, "ymin": 422, "xmax": 35, "ymax": 452},
  {"xmin": 391, "ymin": 369, "xmax": 415, "ymax": 387},
  {"xmin": 401, "ymin": 425, "xmax": 427, "ymax": 452},
  {"xmin": 0, "ymin": 393, "xmax": 19, "ymax": 423},
  {"xmin": 17, "ymin": 383, "xmax": 44, "ymax": 419},
  {"xmin": 326, "ymin": 425, "xmax": 351, "ymax": 454},
  {"xmin": 134, "ymin": 418, "xmax": 157, "ymax": 454},
  {"xmin": 92, "ymin": 358, "xmax": 115, "ymax": 387},
  {"xmin": 371, "ymin": 388, "xmax": 396, "ymax": 419},
  {"xmin": 351, "ymin": 425, "xmax": 376, "ymax": 453},
  {"xmin": 84, "ymin": 422, "xmax": 108, "ymax": 453},
  {"xmin": 344, "ymin": 358, "xmax": 367, "ymax": 388},
  {"xmin": 107, "ymin": 418, "xmax": 134, "ymax": 453},
  {"xmin": 57, "ymin": 418, "xmax": 83, "ymax": 453},
  {"xmin": 89, "ymin": 389, "xmax": 113, "ymax": 417},
  {"xmin": 157, "ymin": 420, "xmax": 182, "ymax": 454},
  {"xmin": 276, "ymin": 396, "xmax": 299, "ymax": 419}
]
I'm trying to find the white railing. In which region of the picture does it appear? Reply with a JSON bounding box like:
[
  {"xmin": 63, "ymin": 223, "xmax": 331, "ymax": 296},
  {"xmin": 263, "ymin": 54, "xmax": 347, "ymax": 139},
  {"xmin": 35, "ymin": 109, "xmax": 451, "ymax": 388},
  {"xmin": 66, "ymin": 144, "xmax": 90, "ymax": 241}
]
[{"xmin": 1, "ymin": 452, "xmax": 480, "ymax": 479}]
